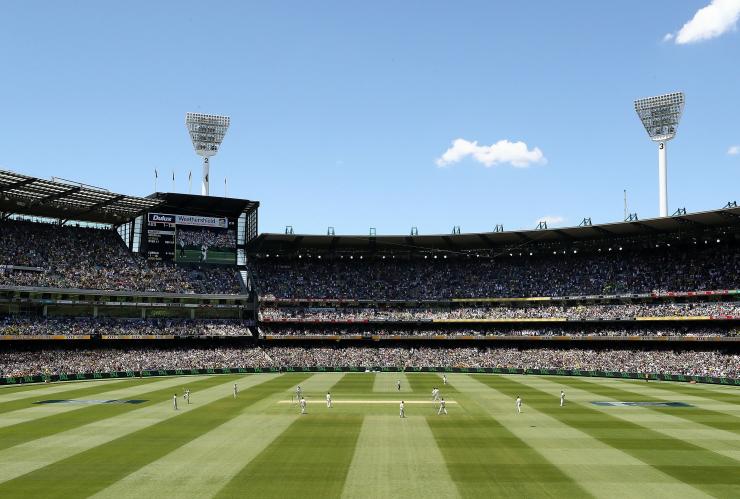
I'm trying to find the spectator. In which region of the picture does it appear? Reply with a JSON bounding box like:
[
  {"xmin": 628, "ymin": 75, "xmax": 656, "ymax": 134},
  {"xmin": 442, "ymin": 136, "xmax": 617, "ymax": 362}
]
[
  {"xmin": 0, "ymin": 220, "xmax": 241, "ymax": 294},
  {"xmin": 1, "ymin": 345, "xmax": 736, "ymax": 379}
]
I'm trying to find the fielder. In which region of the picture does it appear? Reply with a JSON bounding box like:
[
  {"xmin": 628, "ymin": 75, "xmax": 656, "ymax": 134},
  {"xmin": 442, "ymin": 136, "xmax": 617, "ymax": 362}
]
[
  {"xmin": 560, "ymin": 390, "xmax": 565, "ymax": 407},
  {"xmin": 300, "ymin": 397, "xmax": 307, "ymax": 415},
  {"xmin": 184, "ymin": 388, "xmax": 190, "ymax": 405},
  {"xmin": 443, "ymin": 374, "xmax": 447, "ymax": 385},
  {"xmin": 326, "ymin": 391, "xmax": 332, "ymax": 408},
  {"xmin": 516, "ymin": 395, "xmax": 522, "ymax": 414},
  {"xmin": 233, "ymin": 383, "xmax": 238, "ymax": 399},
  {"xmin": 296, "ymin": 386, "xmax": 303, "ymax": 400},
  {"xmin": 173, "ymin": 394, "xmax": 178, "ymax": 410},
  {"xmin": 396, "ymin": 379, "xmax": 401, "ymax": 391},
  {"xmin": 438, "ymin": 398, "xmax": 448, "ymax": 415},
  {"xmin": 399, "ymin": 400, "xmax": 405, "ymax": 418}
]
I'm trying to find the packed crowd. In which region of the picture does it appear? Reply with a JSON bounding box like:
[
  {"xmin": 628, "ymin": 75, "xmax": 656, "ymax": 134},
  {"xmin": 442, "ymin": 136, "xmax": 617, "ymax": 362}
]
[
  {"xmin": 0, "ymin": 220, "xmax": 241, "ymax": 293},
  {"xmin": 0, "ymin": 317, "xmax": 733, "ymax": 337},
  {"xmin": 259, "ymin": 301, "xmax": 740, "ymax": 321},
  {"xmin": 0, "ymin": 346, "xmax": 272, "ymax": 377},
  {"xmin": 178, "ymin": 228, "xmax": 235, "ymax": 249},
  {"xmin": 259, "ymin": 325, "xmax": 739, "ymax": 337},
  {"xmin": 2, "ymin": 345, "xmax": 737, "ymax": 378},
  {"xmin": 0, "ymin": 317, "xmax": 253, "ymax": 337},
  {"xmin": 253, "ymin": 245, "xmax": 739, "ymax": 299}
]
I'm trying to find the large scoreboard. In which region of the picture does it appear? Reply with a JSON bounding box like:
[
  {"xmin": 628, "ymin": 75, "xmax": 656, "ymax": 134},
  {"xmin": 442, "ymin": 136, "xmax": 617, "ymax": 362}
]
[
  {"xmin": 146, "ymin": 213, "xmax": 177, "ymax": 261},
  {"xmin": 145, "ymin": 212, "xmax": 236, "ymax": 265}
]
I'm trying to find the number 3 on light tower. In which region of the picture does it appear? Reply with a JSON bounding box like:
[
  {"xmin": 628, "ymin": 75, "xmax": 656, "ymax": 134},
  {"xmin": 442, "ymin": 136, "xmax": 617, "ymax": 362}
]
[{"xmin": 659, "ymin": 143, "xmax": 664, "ymax": 150}]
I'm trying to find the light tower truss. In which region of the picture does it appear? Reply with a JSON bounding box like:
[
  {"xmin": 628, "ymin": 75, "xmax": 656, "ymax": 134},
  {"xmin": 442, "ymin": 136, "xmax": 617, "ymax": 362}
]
[
  {"xmin": 185, "ymin": 113, "xmax": 231, "ymax": 196},
  {"xmin": 634, "ymin": 92, "xmax": 685, "ymax": 217}
]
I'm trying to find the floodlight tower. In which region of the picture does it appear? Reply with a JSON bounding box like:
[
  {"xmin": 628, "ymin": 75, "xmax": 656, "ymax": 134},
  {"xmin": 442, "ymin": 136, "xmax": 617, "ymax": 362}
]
[
  {"xmin": 185, "ymin": 113, "xmax": 231, "ymax": 196},
  {"xmin": 634, "ymin": 92, "xmax": 685, "ymax": 217}
]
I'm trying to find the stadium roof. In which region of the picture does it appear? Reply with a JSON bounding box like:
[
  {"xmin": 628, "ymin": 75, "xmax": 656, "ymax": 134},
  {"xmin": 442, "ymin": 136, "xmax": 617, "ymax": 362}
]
[
  {"xmin": 248, "ymin": 206, "xmax": 740, "ymax": 253},
  {"xmin": 0, "ymin": 169, "xmax": 163, "ymax": 225},
  {"xmin": 147, "ymin": 192, "xmax": 259, "ymax": 219}
]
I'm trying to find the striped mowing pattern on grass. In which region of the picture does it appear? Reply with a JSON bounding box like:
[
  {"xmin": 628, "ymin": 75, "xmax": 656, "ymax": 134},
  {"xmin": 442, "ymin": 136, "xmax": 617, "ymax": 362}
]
[
  {"xmin": 214, "ymin": 373, "xmax": 362, "ymax": 498},
  {"xmin": 0, "ymin": 375, "xmax": 215, "ymax": 442},
  {"xmin": 487, "ymin": 375, "xmax": 740, "ymax": 498},
  {"xmin": 0, "ymin": 380, "xmax": 197, "ymax": 439},
  {"xmin": 454, "ymin": 374, "xmax": 713, "ymax": 498},
  {"xmin": 0, "ymin": 377, "xmax": 154, "ymax": 420},
  {"xmin": 558, "ymin": 376, "xmax": 740, "ymax": 434},
  {"xmin": 0, "ymin": 378, "xmax": 133, "ymax": 404},
  {"xmin": 0, "ymin": 373, "xmax": 737, "ymax": 499},
  {"xmin": 342, "ymin": 415, "xmax": 460, "ymax": 498},
  {"xmin": 596, "ymin": 377, "xmax": 740, "ymax": 418},
  {"xmin": 530, "ymin": 376, "xmax": 740, "ymax": 463},
  {"xmin": 0, "ymin": 374, "xmax": 267, "ymax": 484}
]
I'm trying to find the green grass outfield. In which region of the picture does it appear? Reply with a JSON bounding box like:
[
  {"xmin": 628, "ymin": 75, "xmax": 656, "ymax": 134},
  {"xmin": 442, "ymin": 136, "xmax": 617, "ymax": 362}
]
[
  {"xmin": 0, "ymin": 372, "xmax": 738, "ymax": 498},
  {"xmin": 175, "ymin": 248, "xmax": 235, "ymax": 264}
]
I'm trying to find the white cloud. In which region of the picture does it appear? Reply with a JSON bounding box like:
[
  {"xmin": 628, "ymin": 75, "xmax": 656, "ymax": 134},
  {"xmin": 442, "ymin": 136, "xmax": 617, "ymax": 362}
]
[
  {"xmin": 662, "ymin": 33, "xmax": 675, "ymax": 42},
  {"xmin": 535, "ymin": 215, "xmax": 565, "ymax": 227},
  {"xmin": 668, "ymin": 0, "xmax": 740, "ymax": 44},
  {"xmin": 436, "ymin": 138, "xmax": 546, "ymax": 168},
  {"xmin": 728, "ymin": 145, "xmax": 740, "ymax": 155}
]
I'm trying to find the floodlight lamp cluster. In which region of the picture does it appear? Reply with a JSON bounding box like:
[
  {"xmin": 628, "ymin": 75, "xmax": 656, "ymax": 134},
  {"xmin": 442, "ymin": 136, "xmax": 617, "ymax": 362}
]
[
  {"xmin": 634, "ymin": 92, "xmax": 685, "ymax": 142},
  {"xmin": 185, "ymin": 113, "xmax": 231, "ymax": 157}
]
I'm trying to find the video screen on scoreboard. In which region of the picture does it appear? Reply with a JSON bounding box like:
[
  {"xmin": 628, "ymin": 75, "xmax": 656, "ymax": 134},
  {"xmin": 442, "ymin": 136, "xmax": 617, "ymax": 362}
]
[
  {"xmin": 175, "ymin": 226, "xmax": 236, "ymax": 264},
  {"xmin": 147, "ymin": 213, "xmax": 236, "ymax": 265}
]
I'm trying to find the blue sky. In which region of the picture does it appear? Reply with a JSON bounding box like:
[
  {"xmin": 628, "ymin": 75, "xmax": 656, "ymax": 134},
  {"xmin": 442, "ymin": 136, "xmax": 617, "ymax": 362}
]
[{"xmin": 1, "ymin": 1, "xmax": 738, "ymax": 234}]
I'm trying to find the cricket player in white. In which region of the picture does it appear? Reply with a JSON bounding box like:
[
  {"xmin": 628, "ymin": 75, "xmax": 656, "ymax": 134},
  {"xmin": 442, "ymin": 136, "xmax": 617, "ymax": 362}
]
[
  {"xmin": 326, "ymin": 392, "xmax": 332, "ymax": 408},
  {"xmin": 173, "ymin": 394, "xmax": 178, "ymax": 410},
  {"xmin": 396, "ymin": 379, "xmax": 401, "ymax": 391},
  {"xmin": 233, "ymin": 383, "xmax": 238, "ymax": 399},
  {"xmin": 438, "ymin": 398, "xmax": 447, "ymax": 415},
  {"xmin": 443, "ymin": 374, "xmax": 447, "ymax": 385},
  {"xmin": 300, "ymin": 397, "xmax": 307, "ymax": 414},
  {"xmin": 516, "ymin": 395, "xmax": 522, "ymax": 414},
  {"xmin": 184, "ymin": 388, "xmax": 190, "ymax": 405},
  {"xmin": 399, "ymin": 401, "xmax": 405, "ymax": 418},
  {"xmin": 560, "ymin": 390, "xmax": 565, "ymax": 407},
  {"xmin": 296, "ymin": 386, "xmax": 303, "ymax": 400}
]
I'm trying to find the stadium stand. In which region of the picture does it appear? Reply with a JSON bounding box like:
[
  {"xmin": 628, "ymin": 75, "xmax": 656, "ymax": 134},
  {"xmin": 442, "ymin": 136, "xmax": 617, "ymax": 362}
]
[
  {"xmin": 258, "ymin": 302, "xmax": 740, "ymax": 321},
  {"xmin": 251, "ymin": 245, "xmax": 740, "ymax": 300},
  {"xmin": 2, "ymin": 344, "xmax": 737, "ymax": 379},
  {"xmin": 0, "ymin": 219, "xmax": 241, "ymax": 293},
  {"xmin": 258, "ymin": 325, "xmax": 739, "ymax": 338},
  {"xmin": 0, "ymin": 168, "xmax": 738, "ymax": 383},
  {"xmin": 0, "ymin": 317, "xmax": 252, "ymax": 337}
]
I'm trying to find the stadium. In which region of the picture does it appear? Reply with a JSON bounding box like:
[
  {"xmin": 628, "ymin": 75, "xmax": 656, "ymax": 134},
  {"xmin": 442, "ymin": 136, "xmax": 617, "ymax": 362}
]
[
  {"xmin": 2, "ymin": 3, "xmax": 740, "ymax": 499},
  {"xmin": 1, "ymin": 165, "xmax": 739, "ymax": 497}
]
